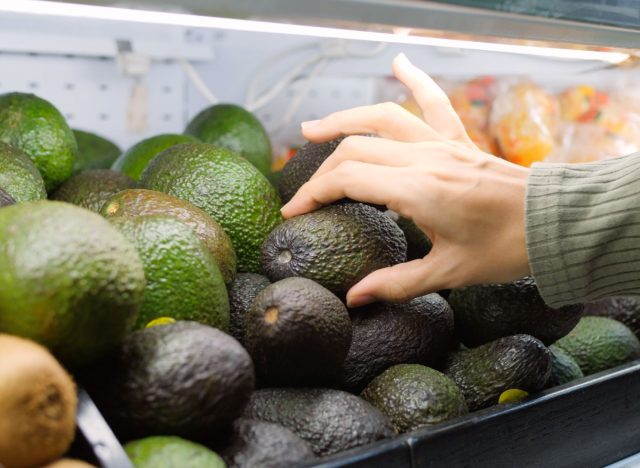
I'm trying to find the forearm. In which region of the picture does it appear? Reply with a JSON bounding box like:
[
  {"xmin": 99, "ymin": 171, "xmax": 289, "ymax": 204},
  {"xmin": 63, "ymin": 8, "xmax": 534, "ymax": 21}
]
[{"xmin": 526, "ymin": 152, "xmax": 640, "ymax": 307}]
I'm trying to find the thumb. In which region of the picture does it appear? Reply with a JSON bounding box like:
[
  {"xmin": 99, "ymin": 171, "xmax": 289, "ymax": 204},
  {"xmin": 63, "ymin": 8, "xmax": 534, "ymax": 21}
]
[{"xmin": 346, "ymin": 256, "xmax": 444, "ymax": 307}]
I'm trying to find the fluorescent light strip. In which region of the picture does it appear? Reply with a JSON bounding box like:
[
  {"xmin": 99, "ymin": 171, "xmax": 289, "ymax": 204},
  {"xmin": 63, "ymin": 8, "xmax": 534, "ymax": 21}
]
[{"xmin": 0, "ymin": 0, "xmax": 630, "ymax": 63}]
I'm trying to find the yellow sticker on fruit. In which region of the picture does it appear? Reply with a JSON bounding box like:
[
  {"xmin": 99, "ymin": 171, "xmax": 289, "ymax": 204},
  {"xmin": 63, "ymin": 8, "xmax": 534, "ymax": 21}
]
[
  {"xmin": 498, "ymin": 388, "xmax": 529, "ymax": 404},
  {"xmin": 145, "ymin": 317, "xmax": 176, "ymax": 328}
]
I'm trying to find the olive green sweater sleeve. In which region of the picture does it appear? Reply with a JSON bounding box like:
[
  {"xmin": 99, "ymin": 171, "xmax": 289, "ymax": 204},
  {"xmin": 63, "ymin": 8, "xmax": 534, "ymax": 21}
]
[{"xmin": 526, "ymin": 151, "xmax": 640, "ymax": 307}]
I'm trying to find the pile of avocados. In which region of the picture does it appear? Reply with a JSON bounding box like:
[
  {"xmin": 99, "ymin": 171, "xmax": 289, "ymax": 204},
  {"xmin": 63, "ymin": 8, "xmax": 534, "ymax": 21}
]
[{"xmin": 1, "ymin": 92, "xmax": 640, "ymax": 468}]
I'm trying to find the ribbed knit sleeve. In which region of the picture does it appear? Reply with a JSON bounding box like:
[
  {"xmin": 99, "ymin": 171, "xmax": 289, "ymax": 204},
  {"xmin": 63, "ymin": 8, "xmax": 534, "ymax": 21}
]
[{"xmin": 526, "ymin": 151, "xmax": 640, "ymax": 307}]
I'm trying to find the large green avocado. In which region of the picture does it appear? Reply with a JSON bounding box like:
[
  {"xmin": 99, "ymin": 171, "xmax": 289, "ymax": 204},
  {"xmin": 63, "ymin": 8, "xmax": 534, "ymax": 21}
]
[
  {"xmin": 342, "ymin": 293, "xmax": 454, "ymax": 393},
  {"xmin": 244, "ymin": 277, "xmax": 351, "ymax": 386},
  {"xmin": 111, "ymin": 133, "xmax": 199, "ymax": 181},
  {"xmin": 72, "ymin": 129, "xmax": 121, "ymax": 173},
  {"xmin": 553, "ymin": 316, "xmax": 640, "ymax": 376},
  {"xmin": 361, "ymin": 364, "xmax": 468, "ymax": 433},
  {"xmin": 242, "ymin": 388, "xmax": 395, "ymax": 456},
  {"xmin": 109, "ymin": 215, "xmax": 229, "ymax": 330},
  {"xmin": 124, "ymin": 436, "xmax": 226, "ymax": 468},
  {"xmin": 0, "ymin": 92, "xmax": 77, "ymax": 191},
  {"xmin": 545, "ymin": 345, "xmax": 583, "ymax": 388},
  {"xmin": 443, "ymin": 334, "xmax": 552, "ymax": 411},
  {"xmin": 102, "ymin": 189, "xmax": 236, "ymax": 285},
  {"xmin": 83, "ymin": 321, "xmax": 255, "ymax": 441},
  {"xmin": 217, "ymin": 418, "xmax": 315, "ymax": 468},
  {"xmin": 584, "ymin": 297, "xmax": 640, "ymax": 339},
  {"xmin": 0, "ymin": 201, "xmax": 145, "ymax": 367},
  {"xmin": 185, "ymin": 104, "xmax": 272, "ymax": 176},
  {"xmin": 139, "ymin": 143, "xmax": 282, "ymax": 272},
  {"xmin": 261, "ymin": 202, "xmax": 406, "ymax": 296},
  {"xmin": 0, "ymin": 141, "xmax": 47, "ymax": 202},
  {"xmin": 227, "ymin": 273, "xmax": 271, "ymax": 343},
  {"xmin": 448, "ymin": 277, "xmax": 584, "ymax": 347},
  {"xmin": 50, "ymin": 169, "xmax": 136, "ymax": 213}
]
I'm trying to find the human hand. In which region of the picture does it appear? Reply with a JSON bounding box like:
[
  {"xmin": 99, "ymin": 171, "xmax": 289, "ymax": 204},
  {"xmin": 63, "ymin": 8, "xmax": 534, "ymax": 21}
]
[{"xmin": 281, "ymin": 54, "xmax": 531, "ymax": 307}]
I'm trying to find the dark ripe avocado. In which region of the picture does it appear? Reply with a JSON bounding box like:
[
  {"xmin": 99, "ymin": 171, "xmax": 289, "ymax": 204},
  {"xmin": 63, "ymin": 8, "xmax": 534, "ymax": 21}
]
[
  {"xmin": 140, "ymin": 142, "xmax": 282, "ymax": 273},
  {"xmin": 0, "ymin": 141, "xmax": 47, "ymax": 202},
  {"xmin": 0, "ymin": 188, "xmax": 15, "ymax": 207},
  {"xmin": 228, "ymin": 273, "xmax": 271, "ymax": 343},
  {"xmin": 396, "ymin": 216, "xmax": 432, "ymax": 260},
  {"xmin": 342, "ymin": 293, "xmax": 454, "ymax": 393},
  {"xmin": 242, "ymin": 388, "xmax": 395, "ymax": 456},
  {"xmin": 102, "ymin": 188, "xmax": 237, "ymax": 286},
  {"xmin": 124, "ymin": 436, "xmax": 225, "ymax": 468},
  {"xmin": 108, "ymin": 215, "xmax": 229, "ymax": 330},
  {"xmin": 545, "ymin": 345, "xmax": 583, "ymax": 388},
  {"xmin": 448, "ymin": 277, "xmax": 583, "ymax": 347},
  {"xmin": 0, "ymin": 200, "xmax": 145, "ymax": 367},
  {"xmin": 72, "ymin": 129, "xmax": 121, "ymax": 173},
  {"xmin": 0, "ymin": 334, "xmax": 77, "ymax": 468},
  {"xmin": 584, "ymin": 296, "xmax": 640, "ymax": 338},
  {"xmin": 261, "ymin": 203, "xmax": 406, "ymax": 296},
  {"xmin": 553, "ymin": 316, "xmax": 640, "ymax": 376},
  {"xmin": 50, "ymin": 169, "xmax": 136, "ymax": 213},
  {"xmin": 361, "ymin": 364, "xmax": 468, "ymax": 433},
  {"xmin": 443, "ymin": 334, "xmax": 552, "ymax": 411},
  {"xmin": 82, "ymin": 321, "xmax": 255, "ymax": 441},
  {"xmin": 217, "ymin": 418, "xmax": 315, "ymax": 468},
  {"xmin": 244, "ymin": 277, "xmax": 352, "ymax": 386},
  {"xmin": 278, "ymin": 137, "xmax": 344, "ymax": 203}
]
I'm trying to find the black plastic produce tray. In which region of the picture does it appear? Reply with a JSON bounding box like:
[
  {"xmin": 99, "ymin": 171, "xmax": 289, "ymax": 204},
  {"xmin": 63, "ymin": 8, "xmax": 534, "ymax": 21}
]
[{"xmin": 308, "ymin": 361, "xmax": 640, "ymax": 468}]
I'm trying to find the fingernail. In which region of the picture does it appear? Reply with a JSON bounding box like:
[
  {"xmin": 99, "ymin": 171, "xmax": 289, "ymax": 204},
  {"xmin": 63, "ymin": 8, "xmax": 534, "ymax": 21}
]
[
  {"xmin": 347, "ymin": 294, "xmax": 376, "ymax": 308},
  {"xmin": 301, "ymin": 120, "xmax": 320, "ymax": 130}
]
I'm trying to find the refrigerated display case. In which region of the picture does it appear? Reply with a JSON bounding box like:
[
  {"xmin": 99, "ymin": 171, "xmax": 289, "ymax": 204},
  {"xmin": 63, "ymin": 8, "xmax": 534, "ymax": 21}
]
[{"xmin": 1, "ymin": 1, "xmax": 639, "ymax": 467}]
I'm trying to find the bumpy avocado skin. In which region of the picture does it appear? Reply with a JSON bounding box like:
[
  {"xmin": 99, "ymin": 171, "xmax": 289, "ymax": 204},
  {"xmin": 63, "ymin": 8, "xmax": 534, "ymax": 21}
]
[
  {"xmin": 278, "ymin": 137, "xmax": 344, "ymax": 203},
  {"xmin": 545, "ymin": 345, "xmax": 584, "ymax": 388},
  {"xmin": 72, "ymin": 129, "xmax": 121, "ymax": 173},
  {"xmin": 102, "ymin": 188, "xmax": 236, "ymax": 286},
  {"xmin": 242, "ymin": 388, "xmax": 395, "ymax": 456},
  {"xmin": 361, "ymin": 364, "xmax": 468, "ymax": 433},
  {"xmin": 83, "ymin": 321, "xmax": 255, "ymax": 441},
  {"xmin": 448, "ymin": 277, "xmax": 584, "ymax": 347},
  {"xmin": 0, "ymin": 92, "xmax": 77, "ymax": 191},
  {"xmin": 584, "ymin": 296, "xmax": 640, "ymax": 338},
  {"xmin": 554, "ymin": 316, "xmax": 640, "ymax": 376},
  {"xmin": 261, "ymin": 203, "xmax": 406, "ymax": 296},
  {"xmin": 0, "ymin": 141, "xmax": 47, "ymax": 202},
  {"xmin": 217, "ymin": 418, "xmax": 315, "ymax": 468},
  {"xmin": 140, "ymin": 143, "xmax": 282, "ymax": 273},
  {"xmin": 443, "ymin": 334, "xmax": 552, "ymax": 411},
  {"xmin": 245, "ymin": 277, "xmax": 352, "ymax": 386},
  {"xmin": 109, "ymin": 215, "xmax": 229, "ymax": 330},
  {"xmin": 342, "ymin": 293, "xmax": 454, "ymax": 393},
  {"xmin": 228, "ymin": 273, "xmax": 271, "ymax": 343},
  {"xmin": 50, "ymin": 169, "xmax": 135, "ymax": 213}
]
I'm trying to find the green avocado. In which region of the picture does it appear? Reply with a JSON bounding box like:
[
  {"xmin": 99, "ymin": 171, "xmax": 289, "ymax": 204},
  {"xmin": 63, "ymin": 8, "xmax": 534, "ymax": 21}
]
[
  {"xmin": 0, "ymin": 92, "xmax": 77, "ymax": 191},
  {"xmin": 50, "ymin": 169, "xmax": 136, "ymax": 213},
  {"xmin": 448, "ymin": 277, "xmax": 584, "ymax": 347},
  {"xmin": 361, "ymin": 364, "xmax": 468, "ymax": 433},
  {"xmin": 584, "ymin": 297, "xmax": 640, "ymax": 339},
  {"xmin": 443, "ymin": 334, "xmax": 552, "ymax": 411},
  {"xmin": 261, "ymin": 202, "xmax": 406, "ymax": 296},
  {"xmin": 140, "ymin": 143, "xmax": 282, "ymax": 273},
  {"xmin": 0, "ymin": 200, "xmax": 145, "ymax": 367},
  {"xmin": 111, "ymin": 133, "xmax": 199, "ymax": 181},
  {"xmin": 244, "ymin": 277, "xmax": 352, "ymax": 386},
  {"xmin": 545, "ymin": 345, "xmax": 583, "ymax": 388},
  {"xmin": 125, "ymin": 436, "xmax": 226, "ymax": 468},
  {"xmin": 102, "ymin": 189, "xmax": 236, "ymax": 285},
  {"xmin": 185, "ymin": 104, "xmax": 272, "ymax": 176},
  {"xmin": 83, "ymin": 321, "xmax": 255, "ymax": 441},
  {"xmin": 242, "ymin": 388, "xmax": 395, "ymax": 456},
  {"xmin": 227, "ymin": 273, "xmax": 271, "ymax": 343},
  {"xmin": 0, "ymin": 141, "xmax": 47, "ymax": 202},
  {"xmin": 342, "ymin": 293, "xmax": 454, "ymax": 393},
  {"xmin": 109, "ymin": 215, "xmax": 229, "ymax": 330},
  {"xmin": 217, "ymin": 418, "xmax": 315, "ymax": 468},
  {"xmin": 553, "ymin": 316, "xmax": 640, "ymax": 376},
  {"xmin": 72, "ymin": 129, "xmax": 121, "ymax": 173}
]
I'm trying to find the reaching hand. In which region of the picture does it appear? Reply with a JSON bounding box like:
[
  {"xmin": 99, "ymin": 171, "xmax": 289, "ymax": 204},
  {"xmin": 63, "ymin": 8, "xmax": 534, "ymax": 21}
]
[{"xmin": 281, "ymin": 54, "xmax": 531, "ymax": 307}]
